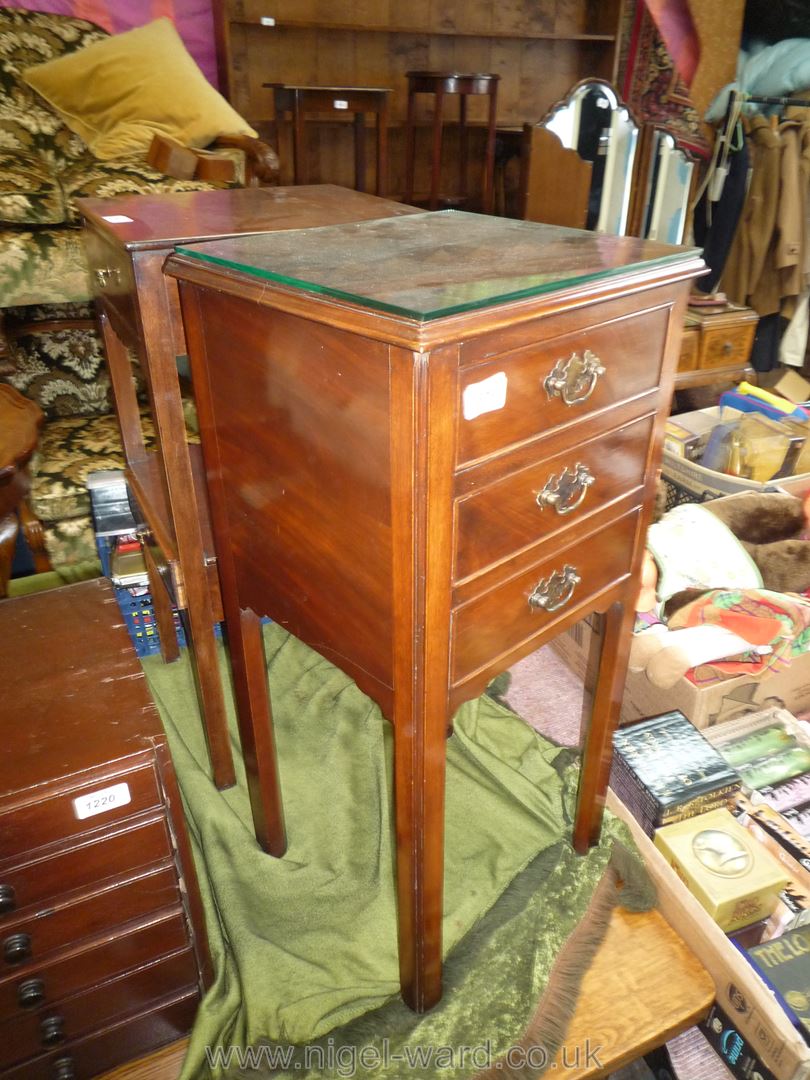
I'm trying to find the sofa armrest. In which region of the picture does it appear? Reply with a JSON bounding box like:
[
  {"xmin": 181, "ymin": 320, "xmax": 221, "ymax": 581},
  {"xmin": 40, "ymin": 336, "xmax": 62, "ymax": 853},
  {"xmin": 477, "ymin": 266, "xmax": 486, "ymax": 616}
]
[{"xmin": 211, "ymin": 134, "xmax": 279, "ymax": 185}]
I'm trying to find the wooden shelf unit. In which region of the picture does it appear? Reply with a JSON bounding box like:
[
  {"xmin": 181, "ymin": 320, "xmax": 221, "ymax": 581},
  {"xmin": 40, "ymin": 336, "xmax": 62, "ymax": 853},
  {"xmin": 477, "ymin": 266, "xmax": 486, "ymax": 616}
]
[{"xmin": 214, "ymin": 0, "xmax": 626, "ymax": 196}]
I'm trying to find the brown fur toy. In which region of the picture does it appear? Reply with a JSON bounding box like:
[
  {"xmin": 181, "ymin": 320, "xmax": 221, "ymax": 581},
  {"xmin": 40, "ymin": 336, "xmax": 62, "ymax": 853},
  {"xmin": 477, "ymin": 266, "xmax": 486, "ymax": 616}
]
[{"xmin": 661, "ymin": 492, "xmax": 810, "ymax": 617}]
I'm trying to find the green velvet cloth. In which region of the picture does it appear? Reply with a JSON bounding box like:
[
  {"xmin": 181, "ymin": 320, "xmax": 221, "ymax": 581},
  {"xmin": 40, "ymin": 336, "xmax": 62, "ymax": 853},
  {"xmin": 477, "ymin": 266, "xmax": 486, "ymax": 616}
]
[{"xmin": 142, "ymin": 625, "xmax": 654, "ymax": 1079}]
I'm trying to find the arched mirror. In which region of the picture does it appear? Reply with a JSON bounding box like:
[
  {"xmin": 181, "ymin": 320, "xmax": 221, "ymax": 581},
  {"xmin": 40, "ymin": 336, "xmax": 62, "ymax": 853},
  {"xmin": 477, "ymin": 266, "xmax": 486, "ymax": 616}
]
[
  {"xmin": 630, "ymin": 126, "xmax": 696, "ymax": 245},
  {"xmin": 520, "ymin": 79, "xmax": 640, "ymax": 236}
]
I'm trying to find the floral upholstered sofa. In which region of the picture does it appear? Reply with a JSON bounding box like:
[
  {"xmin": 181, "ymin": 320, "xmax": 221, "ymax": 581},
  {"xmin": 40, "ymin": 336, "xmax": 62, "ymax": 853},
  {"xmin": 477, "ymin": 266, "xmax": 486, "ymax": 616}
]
[{"xmin": 0, "ymin": 7, "xmax": 276, "ymax": 571}]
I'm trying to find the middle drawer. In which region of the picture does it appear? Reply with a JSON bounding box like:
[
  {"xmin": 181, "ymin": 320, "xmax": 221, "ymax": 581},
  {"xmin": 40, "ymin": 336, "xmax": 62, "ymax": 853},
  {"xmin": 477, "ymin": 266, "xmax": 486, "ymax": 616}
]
[
  {"xmin": 454, "ymin": 413, "xmax": 653, "ymax": 583},
  {"xmin": 451, "ymin": 508, "xmax": 640, "ymax": 687},
  {"xmin": 0, "ymin": 864, "xmax": 180, "ymax": 972}
]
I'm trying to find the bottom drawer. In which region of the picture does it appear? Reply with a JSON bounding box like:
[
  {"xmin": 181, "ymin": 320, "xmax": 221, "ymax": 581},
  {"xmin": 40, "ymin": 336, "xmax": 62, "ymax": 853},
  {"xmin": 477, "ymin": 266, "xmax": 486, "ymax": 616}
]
[
  {"xmin": 4, "ymin": 988, "xmax": 198, "ymax": 1080},
  {"xmin": 0, "ymin": 909, "xmax": 190, "ymax": 1016},
  {"xmin": 451, "ymin": 509, "xmax": 640, "ymax": 686},
  {"xmin": 0, "ymin": 948, "xmax": 198, "ymax": 1070}
]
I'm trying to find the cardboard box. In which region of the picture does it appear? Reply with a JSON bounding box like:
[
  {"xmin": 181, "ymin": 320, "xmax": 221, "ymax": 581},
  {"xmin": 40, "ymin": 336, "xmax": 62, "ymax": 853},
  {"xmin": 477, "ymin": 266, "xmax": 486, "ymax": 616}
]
[
  {"xmin": 608, "ymin": 790, "xmax": 810, "ymax": 1080},
  {"xmin": 551, "ymin": 618, "xmax": 810, "ymax": 730}
]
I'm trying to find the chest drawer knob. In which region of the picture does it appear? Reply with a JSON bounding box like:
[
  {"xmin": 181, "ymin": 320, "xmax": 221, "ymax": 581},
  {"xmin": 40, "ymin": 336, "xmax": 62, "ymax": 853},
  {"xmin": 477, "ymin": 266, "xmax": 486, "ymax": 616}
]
[
  {"xmin": 18, "ymin": 977, "xmax": 46, "ymax": 1008},
  {"xmin": 52, "ymin": 1057, "xmax": 75, "ymax": 1080},
  {"xmin": 544, "ymin": 349, "xmax": 606, "ymax": 405},
  {"xmin": 4, "ymin": 932, "xmax": 32, "ymax": 964},
  {"xmin": 536, "ymin": 463, "xmax": 595, "ymax": 515},
  {"xmin": 40, "ymin": 1014, "xmax": 66, "ymax": 1046},
  {"xmin": 529, "ymin": 564, "xmax": 581, "ymax": 613},
  {"xmin": 0, "ymin": 884, "xmax": 15, "ymax": 914}
]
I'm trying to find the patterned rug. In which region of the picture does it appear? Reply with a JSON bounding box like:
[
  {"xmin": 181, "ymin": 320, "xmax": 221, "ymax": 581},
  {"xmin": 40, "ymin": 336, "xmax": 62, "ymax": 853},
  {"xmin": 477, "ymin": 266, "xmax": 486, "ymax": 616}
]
[{"xmin": 618, "ymin": 0, "xmax": 711, "ymax": 159}]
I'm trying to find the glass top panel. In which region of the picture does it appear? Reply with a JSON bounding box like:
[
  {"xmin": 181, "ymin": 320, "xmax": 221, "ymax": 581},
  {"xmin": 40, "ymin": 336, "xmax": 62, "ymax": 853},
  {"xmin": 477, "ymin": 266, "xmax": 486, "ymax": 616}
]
[{"xmin": 176, "ymin": 210, "xmax": 698, "ymax": 321}]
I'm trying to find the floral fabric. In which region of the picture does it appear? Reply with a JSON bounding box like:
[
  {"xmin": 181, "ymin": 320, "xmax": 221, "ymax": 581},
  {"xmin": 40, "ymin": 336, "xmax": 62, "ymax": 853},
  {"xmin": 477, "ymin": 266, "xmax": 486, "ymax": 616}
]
[
  {"xmin": 30, "ymin": 406, "xmax": 156, "ymax": 523},
  {"xmin": 0, "ymin": 7, "xmax": 229, "ymax": 306},
  {"xmin": 3, "ymin": 310, "xmax": 111, "ymax": 418}
]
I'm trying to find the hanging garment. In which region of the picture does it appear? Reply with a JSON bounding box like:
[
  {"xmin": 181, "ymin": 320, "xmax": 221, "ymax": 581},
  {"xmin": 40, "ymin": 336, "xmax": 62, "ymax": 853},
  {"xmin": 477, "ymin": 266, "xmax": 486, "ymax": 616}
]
[
  {"xmin": 722, "ymin": 115, "xmax": 781, "ymax": 308},
  {"xmin": 692, "ymin": 128, "xmax": 749, "ymax": 294}
]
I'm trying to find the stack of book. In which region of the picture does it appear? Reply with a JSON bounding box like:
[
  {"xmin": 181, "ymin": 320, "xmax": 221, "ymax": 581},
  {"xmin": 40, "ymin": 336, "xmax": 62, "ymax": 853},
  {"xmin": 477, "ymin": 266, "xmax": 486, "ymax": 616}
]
[
  {"xmin": 704, "ymin": 707, "xmax": 810, "ymax": 795},
  {"xmin": 612, "ymin": 709, "xmax": 741, "ymax": 836}
]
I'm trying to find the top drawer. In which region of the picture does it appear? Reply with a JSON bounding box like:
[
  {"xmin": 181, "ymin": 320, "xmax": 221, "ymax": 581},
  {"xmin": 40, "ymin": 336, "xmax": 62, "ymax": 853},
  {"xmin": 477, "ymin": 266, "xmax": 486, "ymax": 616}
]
[
  {"xmin": 83, "ymin": 227, "xmax": 138, "ymax": 342},
  {"xmin": 456, "ymin": 303, "xmax": 671, "ymax": 466},
  {"xmin": 0, "ymin": 763, "xmax": 162, "ymax": 863}
]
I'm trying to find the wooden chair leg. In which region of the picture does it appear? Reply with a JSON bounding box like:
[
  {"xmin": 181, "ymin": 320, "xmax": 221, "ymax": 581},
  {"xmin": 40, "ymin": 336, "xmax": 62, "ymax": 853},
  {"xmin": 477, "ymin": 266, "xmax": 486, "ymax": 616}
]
[
  {"xmin": 0, "ymin": 512, "xmax": 18, "ymax": 598},
  {"xmin": 429, "ymin": 87, "xmax": 445, "ymax": 211},
  {"xmin": 18, "ymin": 499, "xmax": 52, "ymax": 574},
  {"xmin": 404, "ymin": 88, "xmax": 417, "ymax": 206},
  {"xmin": 141, "ymin": 539, "xmax": 180, "ymax": 664}
]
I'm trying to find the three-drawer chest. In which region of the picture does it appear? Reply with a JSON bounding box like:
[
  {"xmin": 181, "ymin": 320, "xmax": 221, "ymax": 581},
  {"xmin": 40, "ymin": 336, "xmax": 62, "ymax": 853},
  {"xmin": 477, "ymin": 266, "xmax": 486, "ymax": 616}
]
[
  {"xmin": 166, "ymin": 210, "xmax": 704, "ymax": 1011},
  {"xmin": 0, "ymin": 578, "xmax": 208, "ymax": 1078}
]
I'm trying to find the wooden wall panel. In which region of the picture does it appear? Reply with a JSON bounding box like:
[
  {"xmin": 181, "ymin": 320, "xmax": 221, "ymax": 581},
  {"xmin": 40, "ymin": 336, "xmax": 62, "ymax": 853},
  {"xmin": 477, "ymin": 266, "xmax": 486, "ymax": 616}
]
[{"xmin": 223, "ymin": 0, "xmax": 625, "ymax": 201}]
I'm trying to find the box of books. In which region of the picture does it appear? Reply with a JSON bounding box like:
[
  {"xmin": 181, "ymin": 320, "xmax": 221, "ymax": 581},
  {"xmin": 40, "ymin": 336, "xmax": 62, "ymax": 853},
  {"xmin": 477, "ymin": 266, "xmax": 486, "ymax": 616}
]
[
  {"xmin": 611, "ymin": 710, "xmax": 740, "ymax": 836},
  {"xmin": 609, "ymin": 790, "xmax": 810, "ymax": 1080}
]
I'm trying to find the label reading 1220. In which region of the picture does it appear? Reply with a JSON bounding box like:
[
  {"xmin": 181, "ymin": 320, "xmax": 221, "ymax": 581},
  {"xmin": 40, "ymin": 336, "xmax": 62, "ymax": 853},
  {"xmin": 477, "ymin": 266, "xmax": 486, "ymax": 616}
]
[{"xmin": 73, "ymin": 782, "xmax": 132, "ymax": 820}]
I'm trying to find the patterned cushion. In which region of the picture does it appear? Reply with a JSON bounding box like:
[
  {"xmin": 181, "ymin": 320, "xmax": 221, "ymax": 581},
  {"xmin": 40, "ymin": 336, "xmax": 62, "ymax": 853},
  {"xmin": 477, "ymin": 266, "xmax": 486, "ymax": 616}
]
[
  {"xmin": 60, "ymin": 152, "xmax": 217, "ymax": 225},
  {"xmin": 0, "ymin": 148, "xmax": 65, "ymax": 224},
  {"xmin": 3, "ymin": 315, "xmax": 111, "ymax": 419},
  {"xmin": 0, "ymin": 224, "xmax": 91, "ymax": 306},
  {"xmin": 0, "ymin": 8, "xmax": 109, "ymax": 178},
  {"xmin": 42, "ymin": 514, "xmax": 99, "ymax": 568},
  {"xmin": 29, "ymin": 407, "xmax": 155, "ymax": 523}
]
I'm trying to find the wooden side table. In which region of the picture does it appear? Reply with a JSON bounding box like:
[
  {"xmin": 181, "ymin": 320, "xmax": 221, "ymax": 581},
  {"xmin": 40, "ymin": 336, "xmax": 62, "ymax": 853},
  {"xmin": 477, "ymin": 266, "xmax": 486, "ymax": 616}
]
[
  {"xmin": 0, "ymin": 384, "xmax": 50, "ymax": 596},
  {"xmin": 267, "ymin": 85, "xmax": 391, "ymax": 195},
  {"xmin": 77, "ymin": 185, "xmax": 421, "ymax": 792},
  {"xmin": 166, "ymin": 211, "xmax": 703, "ymax": 1011},
  {"xmin": 404, "ymin": 71, "xmax": 500, "ymax": 213}
]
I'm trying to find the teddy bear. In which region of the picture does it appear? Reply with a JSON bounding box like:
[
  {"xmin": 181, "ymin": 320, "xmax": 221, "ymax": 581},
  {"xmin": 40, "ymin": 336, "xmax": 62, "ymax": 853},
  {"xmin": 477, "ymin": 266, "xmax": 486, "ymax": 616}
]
[
  {"xmin": 633, "ymin": 491, "xmax": 810, "ymax": 689},
  {"xmin": 638, "ymin": 491, "xmax": 810, "ymax": 614}
]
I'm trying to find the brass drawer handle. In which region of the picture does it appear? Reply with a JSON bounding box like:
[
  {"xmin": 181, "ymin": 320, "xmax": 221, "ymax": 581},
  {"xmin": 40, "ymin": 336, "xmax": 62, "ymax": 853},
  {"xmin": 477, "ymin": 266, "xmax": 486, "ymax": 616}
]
[
  {"xmin": 94, "ymin": 267, "xmax": 121, "ymax": 289},
  {"xmin": 528, "ymin": 564, "xmax": 581, "ymax": 612},
  {"xmin": 536, "ymin": 463, "xmax": 595, "ymax": 515},
  {"xmin": 544, "ymin": 349, "xmax": 606, "ymax": 406}
]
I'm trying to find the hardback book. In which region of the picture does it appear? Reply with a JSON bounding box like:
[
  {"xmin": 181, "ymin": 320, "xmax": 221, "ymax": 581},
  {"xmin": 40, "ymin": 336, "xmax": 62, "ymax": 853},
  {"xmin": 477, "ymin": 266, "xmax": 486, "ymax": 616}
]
[
  {"xmin": 612, "ymin": 710, "xmax": 740, "ymax": 835},
  {"xmin": 704, "ymin": 707, "xmax": 810, "ymax": 792},
  {"xmin": 748, "ymin": 926, "xmax": 810, "ymax": 1042}
]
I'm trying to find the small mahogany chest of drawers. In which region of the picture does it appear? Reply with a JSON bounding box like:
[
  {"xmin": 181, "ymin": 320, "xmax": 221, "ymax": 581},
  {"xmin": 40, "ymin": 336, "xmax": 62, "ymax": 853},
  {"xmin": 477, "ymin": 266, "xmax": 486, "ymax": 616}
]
[
  {"xmin": 0, "ymin": 578, "xmax": 208, "ymax": 1078},
  {"xmin": 166, "ymin": 210, "xmax": 703, "ymax": 1011}
]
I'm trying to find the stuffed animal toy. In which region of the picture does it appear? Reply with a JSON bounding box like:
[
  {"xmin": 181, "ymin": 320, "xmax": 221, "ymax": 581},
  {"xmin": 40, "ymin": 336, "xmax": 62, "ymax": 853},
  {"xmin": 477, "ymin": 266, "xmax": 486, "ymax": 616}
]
[
  {"xmin": 633, "ymin": 491, "xmax": 810, "ymax": 689},
  {"xmin": 638, "ymin": 491, "xmax": 810, "ymax": 615}
]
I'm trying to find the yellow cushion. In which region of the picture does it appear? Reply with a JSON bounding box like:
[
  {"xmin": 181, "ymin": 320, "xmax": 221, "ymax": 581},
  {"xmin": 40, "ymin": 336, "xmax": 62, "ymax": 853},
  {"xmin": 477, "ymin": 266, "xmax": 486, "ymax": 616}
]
[{"xmin": 22, "ymin": 17, "xmax": 257, "ymax": 161}]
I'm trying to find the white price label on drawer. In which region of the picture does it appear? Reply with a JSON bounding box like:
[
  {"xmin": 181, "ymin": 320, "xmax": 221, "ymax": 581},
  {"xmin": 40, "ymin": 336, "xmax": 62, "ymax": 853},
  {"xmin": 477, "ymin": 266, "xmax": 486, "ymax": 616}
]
[
  {"xmin": 73, "ymin": 782, "xmax": 131, "ymax": 820},
  {"xmin": 333, "ymin": 99, "xmax": 349, "ymax": 110},
  {"xmin": 462, "ymin": 371, "xmax": 508, "ymax": 420}
]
